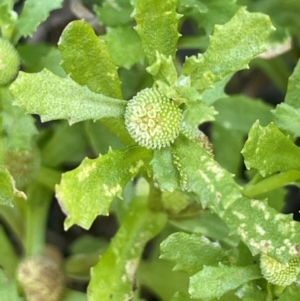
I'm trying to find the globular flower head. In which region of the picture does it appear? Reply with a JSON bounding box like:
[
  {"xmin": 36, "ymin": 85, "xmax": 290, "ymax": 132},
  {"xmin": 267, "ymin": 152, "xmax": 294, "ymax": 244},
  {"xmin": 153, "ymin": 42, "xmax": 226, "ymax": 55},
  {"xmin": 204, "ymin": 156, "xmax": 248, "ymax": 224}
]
[
  {"xmin": 17, "ymin": 256, "xmax": 65, "ymax": 301},
  {"xmin": 260, "ymin": 254, "xmax": 300, "ymax": 286},
  {"xmin": 125, "ymin": 88, "xmax": 182, "ymax": 149},
  {"xmin": 0, "ymin": 38, "xmax": 20, "ymax": 86}
]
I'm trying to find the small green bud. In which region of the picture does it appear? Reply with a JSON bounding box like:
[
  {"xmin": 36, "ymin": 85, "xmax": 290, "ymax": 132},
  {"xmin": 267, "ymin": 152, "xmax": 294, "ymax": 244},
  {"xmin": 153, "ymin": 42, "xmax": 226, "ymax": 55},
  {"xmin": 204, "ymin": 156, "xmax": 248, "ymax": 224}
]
[
  {"xmin": 17, "ymin": 256, "xmax": 65, "ymax": 301},
  {"xmin": 0, "ymin": 38, "xmax": 20, "ymax": 86},
  {"xmin": 260, "ymin": 254, "xmax": 300, "ymax": 286},
  {"xmin": 125, "ymin": 88, "xmax": 182, "ymax": 149}
]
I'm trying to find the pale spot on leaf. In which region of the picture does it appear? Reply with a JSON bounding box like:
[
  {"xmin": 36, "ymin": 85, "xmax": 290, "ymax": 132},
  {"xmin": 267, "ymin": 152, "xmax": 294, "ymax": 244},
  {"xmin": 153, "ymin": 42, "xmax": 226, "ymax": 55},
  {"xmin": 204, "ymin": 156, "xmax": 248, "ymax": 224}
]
[
  {"xmin": 232, "ymin": 210, "xmax": 246, "ymax": 220},
  {"xmin": 255, "ymin": 224, "xmax": 266, "ymax": 236},
  {"xmin": 77, "ymin": 162, "xmax": 97, "ymax": 181}
]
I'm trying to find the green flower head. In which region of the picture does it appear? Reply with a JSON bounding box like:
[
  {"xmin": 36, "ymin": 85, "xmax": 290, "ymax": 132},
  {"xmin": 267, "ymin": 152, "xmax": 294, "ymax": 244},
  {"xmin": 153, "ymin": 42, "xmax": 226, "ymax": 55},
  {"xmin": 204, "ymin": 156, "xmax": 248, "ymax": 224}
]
[
  {"xmin": 125, "ymin": 88, "xmax": 182, "ymax": 149},
  {"xmin": 260, "ymin": 254, "xmax": 300, "ymax": 286}
]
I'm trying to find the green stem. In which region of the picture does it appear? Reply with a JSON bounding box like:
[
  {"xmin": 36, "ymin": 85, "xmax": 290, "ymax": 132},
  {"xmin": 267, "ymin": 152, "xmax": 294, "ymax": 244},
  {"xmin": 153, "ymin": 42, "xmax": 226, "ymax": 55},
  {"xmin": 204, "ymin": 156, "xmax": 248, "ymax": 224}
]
[
  {"xmin": 25, "ymin": 183, "xmax": 52, "ymax": 257},
  {"xmin": 243, "ymin": 170, "xmax": 300, "ymax": 198},
  {"xmin": 0, "ymin": 204, "xmax": 24, "ymax": 245},
  {"xmin": 265, "ymin": 283, "xmax": 273, "ymax": 301},
  {"xmin": 148, "ymin": 180, "xmax": 163, "ymax": 211},
  {"xmin": 35, "ymin": 166, "xmax": 61, "ymax": 190}
]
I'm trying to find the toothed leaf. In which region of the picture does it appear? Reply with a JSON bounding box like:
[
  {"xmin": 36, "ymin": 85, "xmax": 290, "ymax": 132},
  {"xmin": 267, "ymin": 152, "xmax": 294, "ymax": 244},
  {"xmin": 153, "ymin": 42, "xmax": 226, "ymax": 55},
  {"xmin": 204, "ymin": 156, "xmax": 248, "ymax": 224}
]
[
  {"xmin": 94, "ymin": 0, "xmax": 133, "ymax": 27},
  {"xmin": 189, "ymin": 264, "xmax": 261, "ymax": 300},
  {"xmin": 273, "ymin": 60, "xmax": 300, "ymax": 138},
  {"xmin": 14, "ymin": 0, "xmax": 64, "ymax": 42},
  {"xmin": 10, "ymin": 70, "xmax": 126, "ymax": 125},
  {"xmin": 183, "ymin": 8, "xmax": 274, "ymax": 91},
  {"xmin": 223, "ymin": 198, "xmax": 300, "ymax": 263},
  {"xmin": 58, "ymin": 20, "xmax": 122, "ymax": 98},
  {"xmin": 56, "ymin": 147, "xmax": 152, "ymax": 229},
  {"xmin": 134, "ymin": 0, "xmax": 180, "ymax": 66},
  {"xmin": 0, "ymin": 166, "xmax": 25, "ymax": 206},
  {"xmin": 160, "ymin": 232, "xmax": 226, "ymax": 275},
  {"xmin": 172, "ymin": 135, "xmax": 242, "ymax": 212},
  {"xmin": 151, "ymin": 149, "xmax": 180, "ymax": 192},
  {"xmin": 104, "ymin": 27, "xmax": 144, "ymax": 69},
  {"xmin": 88, "ymin": 196, "xmax": 167, "ymax": 301},
  {"xmin": 242, "ymin": 121, "xmax": 300, "ymax": 176}
]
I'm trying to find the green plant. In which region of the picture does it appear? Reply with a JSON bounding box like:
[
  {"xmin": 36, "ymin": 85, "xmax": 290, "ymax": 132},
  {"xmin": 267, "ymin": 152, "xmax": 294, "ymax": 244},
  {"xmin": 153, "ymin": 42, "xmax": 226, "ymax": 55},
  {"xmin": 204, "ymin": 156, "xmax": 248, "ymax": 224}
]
[{"xmin": 1, "ymin": 0, "xmax": 300, "ymax": 300}]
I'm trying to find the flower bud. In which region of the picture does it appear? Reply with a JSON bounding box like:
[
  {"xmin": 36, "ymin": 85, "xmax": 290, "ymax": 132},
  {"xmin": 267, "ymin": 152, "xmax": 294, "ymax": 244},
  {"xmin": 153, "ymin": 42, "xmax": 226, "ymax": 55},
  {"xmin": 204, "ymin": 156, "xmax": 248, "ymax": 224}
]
[
  {"xmin": 260, "ymin": 254, "xmax": 300, "ymax": 286},
  {"xmin": 17, "ymin": 256, "xmax": 65, "ymax": 301}
]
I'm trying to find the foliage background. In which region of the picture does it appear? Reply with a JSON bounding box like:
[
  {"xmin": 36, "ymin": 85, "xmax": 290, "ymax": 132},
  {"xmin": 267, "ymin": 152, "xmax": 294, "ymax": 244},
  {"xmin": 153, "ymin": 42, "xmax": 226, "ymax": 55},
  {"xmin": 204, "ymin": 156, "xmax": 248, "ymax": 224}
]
[{"xmin": 1, "ymin": 0, "xmax": 300, "ymax": 300}]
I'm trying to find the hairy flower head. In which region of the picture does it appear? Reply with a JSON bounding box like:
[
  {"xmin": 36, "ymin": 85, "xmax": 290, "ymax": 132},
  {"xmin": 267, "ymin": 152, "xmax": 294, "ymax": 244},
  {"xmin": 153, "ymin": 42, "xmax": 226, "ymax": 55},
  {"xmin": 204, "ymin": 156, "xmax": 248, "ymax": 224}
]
[
  {"xmin": 125, "ymin": 88, "xmax": 182, "ymax": 149},
  {"xmin": 260, "ymin": 254, "xmax": 300, "ymax": 286}
]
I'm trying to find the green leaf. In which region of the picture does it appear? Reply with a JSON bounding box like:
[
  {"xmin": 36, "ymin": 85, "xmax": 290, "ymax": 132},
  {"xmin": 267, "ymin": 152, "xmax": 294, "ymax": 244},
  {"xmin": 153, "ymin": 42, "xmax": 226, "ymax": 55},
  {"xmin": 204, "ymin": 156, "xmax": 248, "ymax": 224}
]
[
  {"xmin": 17, "ymin": 43, "xmax": 66, "ymax": 77},
  {"xmin": 183, "ymin": 101, "xmax": 217, "ymax": 127},
  {"xmin": 94, "ymin": 0, "xmax": 134, "ymax": 27},
  {"xmin": 172, "ymin": 135, "xmax": 242, "ymax": 213},
  {"xmin": 138, "ymin": 259, "xmax": 189, "ymax": 301},
  {"xmin": 10, "ymin": 69, "xmax": 126, "ymax": 125},
  {"xmin": 13, "ymin": 0, "xmax": 64, "ymax": 42},
  {"xmin": 273, "ymin": 60, "xmax": 300, "ymax": 138},
  {"xmin": 0, "ymin": 268, "xmax": 20, "ymax": 301},
  {"xmin": 211, "ymin": 123, "xmax": 245, "ymax": 174},
  {"xmin": 62, "ymin": 289, "xmax": 87, "ymax": 301},
  {"xmin": 0, "ymin": 166, "xmax": 25, "ymax": 206},
  {"xmin": 104, "ymin": 27, "xmax": 144, "ymax": 69},
  {"xmin": 278, "ymin": 283, "xmax": 300, "ymax": 301},
  {"xmin": 0, "ymin": 226, "xmax": 18, "ymax": 278},
  {"xmin": 151, "ymin": 149, "xmax": 180, "ymax": 192},
  {"xmin": 58, "ymin": 20, "xmax": 122, "ymax": 99},
  {"xmin": 84, "ymin": 120, "xmax": 124, "ymax": 155},
  {"xmin": 183, "ymin": 8, "xmax": 274, "ymax": 91},
  {"xmin": 241, "ymin": 121, "xmax": 300, "ymax": 176},
  {"xmin": 189, "ymin": 264, "xmax": 261, "ymax": 300},
  {"xmin": 1, "ymin": 87, "xmax": 38, "ymax": 150},
  {"xmin": 160, "ymin": 232, "xmax": 226, "ymax": 275},
  {"xmin": 171, "ymin": 291, "xmax": 201, "ymax": 301},
  {"xmin": 181, "ymin": 0, "xmax": 239, "ymax": 33},
  {"xmin": 223, "ymin": 197, "xmax": 300, "ymax": 263},
  {"xmin": 243, "ymin": 0, "xmax": 300, "ymax": 39},
  {"xmin": 161, "ymin": 190, "xmax": 191, "ymax": 215},
  {"xmin": 41, "ymin": 122, "xmax": 89, "ymax": 168},
  {"xmin": 147, "ymin": 53, "xmax": 178, "ymax": 87},
  {"xmin": 134, "ymin": 0, "xmax": 181, "ymax": 66},
  {"xmin": 214, "ymin": 95, "xmax": 273, "ymax": 134},
  {"xmin": 201, "ymin": 74, "xmax": 230, "ymax": 106},
  {"xmin": 69, "ymin": 235, "xmax": 107, "ymax": 255},
  {"xmin": 169, "ymin": 211, "xmax": 240, "ymax": 247},
  {"xmin": 88, "ymin": 196, "xmax": 167, "ymax": 301},
  {"xmin": 179, "ymin": 0, "xmax": 208, "ymax": 13},
  {"xmin": 0, "ymin": 4, "xmax": 17, "ymax": 40},
  {"xmin": 212, "ymin": 95, "xmax": 273, "ymax": 174},
  {"xmin": 273, "ymin": 103, "xmax": 300, "ymax": 139},
  {"xmin": 233, "ymin": 282, "xmax": 267, "ymax": 301},
  {"xmin": 56, "ymin": 146, "xmax": 152, "ymax": 229},
  {"xmin": 282, "ymin": 58, "xmax": 300, "ymax": 108}
]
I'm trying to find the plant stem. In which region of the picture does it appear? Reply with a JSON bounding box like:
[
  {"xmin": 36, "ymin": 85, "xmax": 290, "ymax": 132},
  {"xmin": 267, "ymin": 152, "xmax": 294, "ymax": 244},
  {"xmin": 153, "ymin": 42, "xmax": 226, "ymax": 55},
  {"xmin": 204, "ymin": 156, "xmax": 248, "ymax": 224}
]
[
  {"xmin": 25, "ymin": 183, "xmax": 52, "ymax": 257},
  {"xmin": 243, "ymin": 170, "xmax": 300, "ymax": 198},
  {"xmin": 0, "ymin": 204, "xmax": 24, "ymax": 245},
  {"xmin": 148, "ymin": 181, "xmax": 163, "ymax": 211},
  {"xmin": 35, "ymin": 166, "xmax": 61, "ymax": 190}
]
